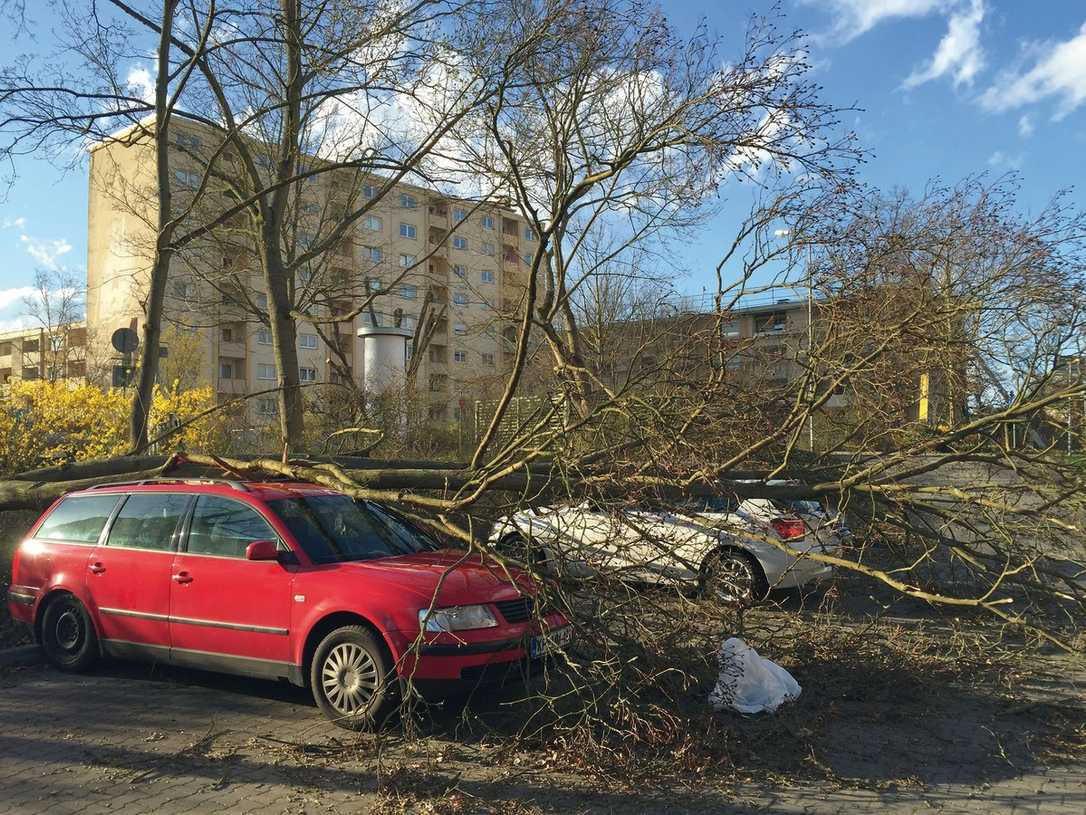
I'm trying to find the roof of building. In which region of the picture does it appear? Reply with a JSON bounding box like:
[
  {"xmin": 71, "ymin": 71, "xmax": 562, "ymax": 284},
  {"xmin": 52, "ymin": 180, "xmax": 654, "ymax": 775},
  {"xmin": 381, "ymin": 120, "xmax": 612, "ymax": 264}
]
[
  {"xmin": 89, "ymin": 112, "xmax": 522, "ymax": 215},
  {"xmin": 0, "ymin": 321, "xmax": 87, "ymax": 343}
]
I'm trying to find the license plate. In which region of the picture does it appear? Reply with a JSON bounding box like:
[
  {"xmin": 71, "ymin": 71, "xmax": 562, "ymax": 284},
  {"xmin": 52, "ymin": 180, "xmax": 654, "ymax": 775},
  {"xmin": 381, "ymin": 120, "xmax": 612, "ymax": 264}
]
[{"xmin": 529, "ymin": 625, "xmax": 573, "ymax": 658}]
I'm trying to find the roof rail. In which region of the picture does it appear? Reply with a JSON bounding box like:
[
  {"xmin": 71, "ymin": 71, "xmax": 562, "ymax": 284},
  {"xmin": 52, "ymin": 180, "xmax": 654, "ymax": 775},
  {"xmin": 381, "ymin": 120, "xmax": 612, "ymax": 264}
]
[{"xmin": 85, "ymin": 478, "xmax": 249, "ymax": 492}]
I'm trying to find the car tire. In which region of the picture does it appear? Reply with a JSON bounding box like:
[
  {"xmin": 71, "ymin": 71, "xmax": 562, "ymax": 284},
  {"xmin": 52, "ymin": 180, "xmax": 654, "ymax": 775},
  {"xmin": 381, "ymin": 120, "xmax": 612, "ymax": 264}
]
[
  {"xmin": 699, "ymin": 549, "xmax": 767, "ymax": 607},
  {"xmin": 310, "ymin": 626, "xmax": 397, "ymax": 731},
  {"xmin": 40, "ymin": 594, "xmax": 99, "ymax": 672}
]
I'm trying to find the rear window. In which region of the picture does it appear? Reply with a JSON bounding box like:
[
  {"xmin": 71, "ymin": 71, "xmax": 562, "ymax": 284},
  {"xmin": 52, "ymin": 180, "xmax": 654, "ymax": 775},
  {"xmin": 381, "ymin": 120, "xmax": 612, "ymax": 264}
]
[
  {"xmin": 36, "ymin": 495, "xmax": 121, "ymax": 543},
  {"xmin": 106, "ymin": 493, "xmax": 190, "ymax": 552},
  {"xmin": 268, "ymin": 495, "xmax": 435, "ymax": 564},
  {"xmin": 693, "ymin": 495, "xmax": 739, "ymax": 514}
]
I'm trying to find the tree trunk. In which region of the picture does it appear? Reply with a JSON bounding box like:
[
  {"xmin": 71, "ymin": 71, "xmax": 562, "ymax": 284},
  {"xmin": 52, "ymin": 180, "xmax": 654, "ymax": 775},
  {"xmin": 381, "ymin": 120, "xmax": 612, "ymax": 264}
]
[
  {"xmin": 261, "ymin": 0, "xmax": 306, "ymax": 451},
  {"xmin": 263, "ymin": 236, "xmax": 306, "ymax": 449},
  {"xmin": 128, "ymin": 0, "xmax": 179, "ymax": 453}
]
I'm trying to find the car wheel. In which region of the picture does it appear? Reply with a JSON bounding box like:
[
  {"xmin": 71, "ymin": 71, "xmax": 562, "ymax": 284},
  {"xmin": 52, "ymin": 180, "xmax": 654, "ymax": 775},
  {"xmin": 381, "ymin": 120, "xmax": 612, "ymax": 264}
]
[
  {"xmin": 310, "ymin": 626, "xmax": 397, "ymax": 731},
  {"xmin": 41, "ymin": 594, "xmax": 99, "ymax": 672},
  {"xmin": 700, "ymin": 550, "xmax": 767, "ymax": 607}
]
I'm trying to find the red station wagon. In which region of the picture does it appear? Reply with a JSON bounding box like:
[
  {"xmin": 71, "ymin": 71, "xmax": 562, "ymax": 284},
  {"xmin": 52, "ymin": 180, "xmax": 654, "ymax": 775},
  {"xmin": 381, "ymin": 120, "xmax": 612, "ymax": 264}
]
[{"xmin": 6, "ymin": 479, "xmax": 571, "ymax": 728}]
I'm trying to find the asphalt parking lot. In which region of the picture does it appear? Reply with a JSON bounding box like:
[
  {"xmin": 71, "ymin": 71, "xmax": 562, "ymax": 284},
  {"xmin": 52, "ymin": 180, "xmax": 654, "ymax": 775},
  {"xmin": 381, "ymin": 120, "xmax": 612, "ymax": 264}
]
[{"xmin": 0, "ymin": 656, "xmax": 1084, "ymax": 814}]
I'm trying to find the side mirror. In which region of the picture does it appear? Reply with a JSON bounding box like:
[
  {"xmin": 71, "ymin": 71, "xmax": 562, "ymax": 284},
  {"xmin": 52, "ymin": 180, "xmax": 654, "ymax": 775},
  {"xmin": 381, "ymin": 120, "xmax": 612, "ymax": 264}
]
[{"xmin": 245, "ymin": 539, "xmax": 280, "ymax": 561}]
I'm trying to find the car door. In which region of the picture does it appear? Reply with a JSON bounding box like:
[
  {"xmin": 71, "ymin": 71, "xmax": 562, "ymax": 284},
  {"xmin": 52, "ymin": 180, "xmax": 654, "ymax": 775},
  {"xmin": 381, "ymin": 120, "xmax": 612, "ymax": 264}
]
[
  {"xmin": 556, "ymin": 501, "xmax": 630, "ymax": 574},
  {"xmin": 168, "ymin": 494, "xmax": 295, "ymax": 677},
  {"xmin": 86, "ymin": 492, "xmax": 191, "ymax": 660}
]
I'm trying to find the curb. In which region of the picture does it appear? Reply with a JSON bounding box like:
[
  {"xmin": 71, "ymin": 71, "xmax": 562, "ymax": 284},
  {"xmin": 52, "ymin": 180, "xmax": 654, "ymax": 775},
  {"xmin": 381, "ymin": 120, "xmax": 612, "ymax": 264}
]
[{"xmin": 0, "ymin": 644, "xmax": 43, "ymax": 668}]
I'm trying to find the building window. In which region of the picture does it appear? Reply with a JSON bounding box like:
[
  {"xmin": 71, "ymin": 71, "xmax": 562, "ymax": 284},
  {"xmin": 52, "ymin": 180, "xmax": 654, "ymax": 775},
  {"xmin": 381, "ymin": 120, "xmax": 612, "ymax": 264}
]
[
  {"xmin": 298, "ymin": 232, "xmax": 315, "ymax": 250},
  {"xmin": 400, "ymin": 193, "xmax": 417, "ymax": 209},
  {"xmin": 721, "ymin": 320, "xmax": 741, "ymax": 338},
  {"xmin": 301, "ymin": 202, "xmax": 320, "ymax": 215},
  {"xmin": 401, "ymin": 314, "xmax": 417, "ymax": 330},
  {"xmin": 363, "ymin": 184, "xmax": 376, "ymax": 198},
  {"xmin": 257, "ymin": 397, "xmax": 277, "ymax": 416},
  {"xmin": 480, "ymin": 269, "xmax": 495, "ymax": 284},
  {"xmin": 176, "ymin": 133, "xmax": 201, "ymax": 149},
  {"xmin": 399, "ymin": 284, "xmax": 418, "ymax": 299},
  {"xmin": 364, "ymin": 215, "xmax": 382, "ymax": 231},
  {"xmin": 299, "ymin": 333, "xmax": 319, "ymax": 349},
  {"xmin": 482, "ymin": 215, "xmax": 495, "ymax": 230},
  {"xmin": 173, "ymin": 280, "xmax": 196, "ymax": 300},
  {"xmin": 453, "ymin": 236, "xmax": 467, "ymax": 250},
  {"xmin": 299, "ymin": 366, "xmax": 317, "ymax": 382},
  {"xmin": 453, "ymin": 207, "xmax": 466, "ymax": 221},
  {"xmin": 255, "ymin": 328, "xmax": 272, "ymax": 345},
  {"xmin": 368, "ymin": 278, "xmax": 382, "ymax": 292},
  {"xmin": 173, "ymin": 169, "xmax": 200, "ymax": 189},
  {"xmin": 366, "ymin": 246, "xmax": 382, "ymax": 262},
  {"xmin": 255, "ymin": 293, "xmax": 269, "ymax": 310},
  {"xmin": 453, "ymin": 322, "xmax": 467, "ymax": 336},
  {"xmin": 453, "ymin": 292, "xmax": 469, "ymax": 306},
  {"xmin": 482, "ymin": 352, "xmax": 495, "ymax": 366},
  {"xmin": 523, "ymin": 225, "xmax": 535, "ymax": 241},
  {"xmin": 482, "ymin": 242, "xmax": 495, "ymax": 256},
  {"xmin": 521, "ymin": 254, "xmax": 533, "ymax": 267},
  {"xmin": 399, "ymin": 254, "xmax": 416, "ymax": 268},
  {"xmin": 399, "ymin": 222, "xmax": 417, "ymax": 239},
  {"xmin": 453, "ymin": 350, "xmax": 467, "ymax": 363},
  {"xmin": 221, "ymin": 327, "xmax": 235, "ymax": 343},
  {"xmin": 219, "ymin": 361, "xmax": 235, "ymax": 379},
  {"xmin": 257, "ymin": 364, "xmax": 276, "ymax": 380},
  {"xmin": 755, "ymin": 312, "xmax": 787, "ymax": 334},
  {"xmin": 453, "ymin": 264, "xmax": 466, "ymax": 278}
]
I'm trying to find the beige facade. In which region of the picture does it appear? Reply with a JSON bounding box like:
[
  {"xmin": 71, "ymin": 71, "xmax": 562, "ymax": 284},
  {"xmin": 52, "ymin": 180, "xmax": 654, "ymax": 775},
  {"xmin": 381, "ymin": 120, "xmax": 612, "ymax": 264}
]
[
  {"xmin": 0, "ymin": 323, "xmax": 89, "ymax": 389},
  {"xmin": 86, "ymin": 115, "xmax": 535, "ymax": 425}
]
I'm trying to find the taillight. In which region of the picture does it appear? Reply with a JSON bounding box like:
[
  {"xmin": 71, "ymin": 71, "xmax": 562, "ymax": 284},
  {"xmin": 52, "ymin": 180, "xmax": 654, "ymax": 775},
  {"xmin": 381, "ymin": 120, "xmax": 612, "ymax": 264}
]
[{"xmin": 770, "ymin": 518, "xmax": 805, "ymax": 540}]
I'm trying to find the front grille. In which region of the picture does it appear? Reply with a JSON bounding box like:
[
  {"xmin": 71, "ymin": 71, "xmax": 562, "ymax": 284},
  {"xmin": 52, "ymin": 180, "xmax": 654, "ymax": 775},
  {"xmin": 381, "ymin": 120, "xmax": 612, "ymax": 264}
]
[{"xmin": 494, "ymin": 596, "xmax": 534, "ymax": 623}]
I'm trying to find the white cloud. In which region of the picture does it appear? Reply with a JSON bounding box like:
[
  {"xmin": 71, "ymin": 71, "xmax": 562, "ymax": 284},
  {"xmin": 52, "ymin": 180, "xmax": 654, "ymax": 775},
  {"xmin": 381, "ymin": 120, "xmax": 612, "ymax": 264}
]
[
  {"xmin": 808, "ymin": 0, "xmax": 951, "ymax": 44},
  {"xmin": 19, "ymin": 234, "xmax": 73, "ymax": 270},
  {"xmin": 1, "ymin": 216, "xmax": 26, "ymax": 230},
  {"xmin": 987, "ymin": 150, "xmax": 1023, "ymax": 170},
  {"xmin": 126, "ymin": 65, "xmax": 156, "ymax": 104},
  {"xmin": 979, "ymin": 23, "xmax": 1086, "ymax": 118},
  {"xmin": 902, "ymin": 0, "xmax": 985, "ymax": 89},
  {"xmin": 1018, "ymin": 113, "xmax": 1035, "ymax": 137},
  {"xmin": 0, "ymin": 286, "xmax": 37, "ymax": 311}
]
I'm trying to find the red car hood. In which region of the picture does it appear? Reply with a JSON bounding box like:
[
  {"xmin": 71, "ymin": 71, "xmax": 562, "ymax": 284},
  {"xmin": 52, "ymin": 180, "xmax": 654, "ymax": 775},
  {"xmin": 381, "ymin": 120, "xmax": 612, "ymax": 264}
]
[{"xmin": 339, "ymin": 549, "xmax": 535, "ymax": 607}]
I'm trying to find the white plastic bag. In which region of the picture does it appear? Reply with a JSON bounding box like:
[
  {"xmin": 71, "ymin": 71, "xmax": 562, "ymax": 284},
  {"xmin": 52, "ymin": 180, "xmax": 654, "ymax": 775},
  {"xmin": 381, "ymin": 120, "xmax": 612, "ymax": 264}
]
[{"xmin": 708, "ymin": 637, "xmax": 801, "ymax": 714}]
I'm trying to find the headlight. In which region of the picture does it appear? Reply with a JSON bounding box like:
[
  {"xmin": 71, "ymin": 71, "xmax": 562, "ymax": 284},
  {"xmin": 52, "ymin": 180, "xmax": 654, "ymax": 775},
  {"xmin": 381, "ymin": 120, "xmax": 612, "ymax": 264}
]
[{"xmin": 418, "ymin": 604, "xmax": 499, "ymax": 632}]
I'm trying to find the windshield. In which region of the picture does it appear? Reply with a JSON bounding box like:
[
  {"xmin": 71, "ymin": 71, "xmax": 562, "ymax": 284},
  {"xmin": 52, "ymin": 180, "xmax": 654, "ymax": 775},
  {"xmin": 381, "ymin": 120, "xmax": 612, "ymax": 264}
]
[{"xmin": 268, "ymin": 494, "xmax": 437, "ymax": 564}]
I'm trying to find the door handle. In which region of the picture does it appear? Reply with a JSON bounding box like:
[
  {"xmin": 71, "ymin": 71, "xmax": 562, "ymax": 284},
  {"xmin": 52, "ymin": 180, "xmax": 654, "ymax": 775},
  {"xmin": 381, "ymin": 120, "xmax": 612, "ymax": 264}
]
[
  {"xmin": 88, "ymin": 562, "xmax": 106, "ymax": 574},
  {"xmin": 172, "ymin": 571, "xmax": 193, "ymax": 584}
]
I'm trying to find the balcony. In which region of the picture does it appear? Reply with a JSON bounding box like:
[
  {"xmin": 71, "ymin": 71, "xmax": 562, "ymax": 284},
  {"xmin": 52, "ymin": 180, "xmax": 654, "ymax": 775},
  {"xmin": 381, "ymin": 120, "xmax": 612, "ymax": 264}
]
[{"xmin": 217, "ymin": 377, "xmax": 249, "ymax": 396}]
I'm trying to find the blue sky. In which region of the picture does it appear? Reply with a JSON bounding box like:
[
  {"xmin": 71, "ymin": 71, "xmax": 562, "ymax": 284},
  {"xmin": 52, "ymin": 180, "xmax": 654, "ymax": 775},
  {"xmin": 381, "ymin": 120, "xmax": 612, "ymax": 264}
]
[{"xmin": 0, "ymin": 0, "xmax": 1084, "ymax": 327}]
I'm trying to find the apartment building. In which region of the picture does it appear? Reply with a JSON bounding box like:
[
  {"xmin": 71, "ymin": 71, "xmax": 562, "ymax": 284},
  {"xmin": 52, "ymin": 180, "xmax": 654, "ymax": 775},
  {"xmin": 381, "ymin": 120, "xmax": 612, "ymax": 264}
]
[
  {"xmin": 0, "ymin": 323, "xmax": 89, "ymax": 389},
  {"xmin": 598, "ymin": 293, "xmax": 961, "ymax": 448},
  {"xmin": 86, "ymin": 114, "xmax": 536, "ymax": 424}
]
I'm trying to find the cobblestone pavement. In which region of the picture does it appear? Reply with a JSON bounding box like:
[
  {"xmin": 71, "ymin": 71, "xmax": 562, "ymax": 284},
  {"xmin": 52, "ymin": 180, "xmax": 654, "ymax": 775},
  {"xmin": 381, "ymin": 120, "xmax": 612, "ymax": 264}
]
[{"xmin": 0, "ymin": 660, "xmax": 1083, "ymax": 814}]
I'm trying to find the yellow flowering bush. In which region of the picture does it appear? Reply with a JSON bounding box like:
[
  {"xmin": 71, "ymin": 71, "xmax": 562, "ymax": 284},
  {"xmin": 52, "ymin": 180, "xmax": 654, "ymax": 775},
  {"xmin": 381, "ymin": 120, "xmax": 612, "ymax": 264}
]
[{"xmin": 0, "ymin": 380, "xmax": 228, "ymax": 475}]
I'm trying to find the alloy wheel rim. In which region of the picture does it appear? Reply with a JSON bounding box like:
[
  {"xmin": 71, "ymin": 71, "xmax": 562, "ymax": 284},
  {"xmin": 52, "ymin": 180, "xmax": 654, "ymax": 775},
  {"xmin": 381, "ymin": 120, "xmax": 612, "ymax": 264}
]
[
  {"xmin": 321, "ymin": 643, "xmax": 379, "ymax": 715},
  {"xmin": 55, "ymin": 609, "xmax": 83, "ymax": 652},
  {"xmin": 711, "ymin": 557, "xmax": 754, "ymax": 604}
]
